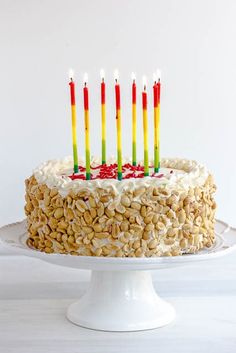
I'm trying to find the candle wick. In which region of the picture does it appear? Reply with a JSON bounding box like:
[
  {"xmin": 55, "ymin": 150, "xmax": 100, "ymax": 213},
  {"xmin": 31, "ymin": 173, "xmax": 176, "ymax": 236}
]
[
  {"xmin": 133, "ymin": 79, "xmax": 135, "ymax": 84},
  {"xmin": 70, "ymin": 77, "xmax": 73, "ymax": 82},
  {"xmin": 144, "ymin": 85, "xmax": 146, "ymax": 91},
  {"xmin": 102, "ymin": 77, "xmax": 104, "ymax": 83},
  {"xmin": 158, "ymin": 78, "xmax": 161, "ymax": 83},
  {"xmin": 115, "ymin": 78, "xmax": 118, "ymax": 83},
  {"xmin": 84, "ymin": 82, "xmax": 87, "ymax": 87}
]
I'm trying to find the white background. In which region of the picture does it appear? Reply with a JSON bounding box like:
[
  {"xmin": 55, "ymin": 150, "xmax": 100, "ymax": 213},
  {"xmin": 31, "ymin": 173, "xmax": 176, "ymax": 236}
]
[{"xmin": 0, "ymin": 0, "xmax": 235, "ymax": 227}]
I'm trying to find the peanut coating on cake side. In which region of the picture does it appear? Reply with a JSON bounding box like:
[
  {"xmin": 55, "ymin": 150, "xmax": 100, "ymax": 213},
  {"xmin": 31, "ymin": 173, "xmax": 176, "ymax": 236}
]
[{"xmin": 24, "ymin": 175, "xmax": 216, "ymax": 257}]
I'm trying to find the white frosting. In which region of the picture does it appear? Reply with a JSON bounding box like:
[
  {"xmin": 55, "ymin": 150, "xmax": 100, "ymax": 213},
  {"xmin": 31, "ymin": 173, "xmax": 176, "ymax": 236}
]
[{"xmin": 33, "ymin": 156, "xmax": 209, "ymax": 197}]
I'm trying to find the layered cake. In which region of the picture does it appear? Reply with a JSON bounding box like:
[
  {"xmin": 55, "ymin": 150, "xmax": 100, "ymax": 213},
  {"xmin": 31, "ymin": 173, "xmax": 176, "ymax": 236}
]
[{"xmin": 24, "ymin": 157, "xmax": 216, "ymax": 257}]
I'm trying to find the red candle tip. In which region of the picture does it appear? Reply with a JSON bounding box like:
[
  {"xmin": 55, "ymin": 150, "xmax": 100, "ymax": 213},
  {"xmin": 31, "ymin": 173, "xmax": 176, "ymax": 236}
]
[
  {"xmin": 132, "ymin": 82, "xmax": 136, "ymax": 104},
  {"xmin": 84, "ymin": 86, "xmax": 89, "ymax": 110},
  {"xmin": 153, "ymin": 84, "xmax": 158, "ymax": 107},
  {"xmin": 69, "ymin": 80, "xmax": 76, "ymax": 105},
  {"xmin": 115, "ymin": 84, "xmax": 121, "ymax": 110},
  {"xmin": 101, "ymin": 81, "xmax": 106, "ymax": 104},
  {"xmin": 142, "ymin": 91, "xmax": 147, "ymax": 110}
]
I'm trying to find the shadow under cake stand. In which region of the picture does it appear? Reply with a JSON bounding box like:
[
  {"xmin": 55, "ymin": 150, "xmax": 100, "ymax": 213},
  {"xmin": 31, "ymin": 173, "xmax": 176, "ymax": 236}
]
[{"xmin": 0, "ymin": 219, "xmax": 235, "ymax": 332}]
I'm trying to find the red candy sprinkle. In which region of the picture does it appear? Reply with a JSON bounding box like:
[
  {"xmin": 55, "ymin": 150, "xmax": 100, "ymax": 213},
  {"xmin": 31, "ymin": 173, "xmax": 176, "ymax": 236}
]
[
  {"xmin": 69, "ymin": 174, "xmax": 85, "ymax": 180},
  {"xmin": 67, "ymin": 164, "xmax": 168, "ymax": 181}
]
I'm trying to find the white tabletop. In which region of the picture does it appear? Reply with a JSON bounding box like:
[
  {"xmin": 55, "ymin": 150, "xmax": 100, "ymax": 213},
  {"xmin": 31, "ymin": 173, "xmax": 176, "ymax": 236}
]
[{"xmin": 1, "ymin": 250, "xmax": 236, "ymax": 353}]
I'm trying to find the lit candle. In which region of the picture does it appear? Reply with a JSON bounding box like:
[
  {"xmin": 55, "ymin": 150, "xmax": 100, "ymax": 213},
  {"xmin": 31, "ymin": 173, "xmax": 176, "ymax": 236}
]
[
  {"xmin": 154, "ymin": 69, "xmax": 161, "ymax": 172},
  {"xmin": 153, "ymin": 72, "xmax": 159, "ymax": 172},
  {"xmin": 100, "ymin": 69, "xmax": 106, "ymax": 164},
  {"xmin": 142, "ymin": 76, "xmax": 149, "ymax": 176},
  {"xmin": 132, "ymin": 72, "xmax": 137, "ymax": 166},
  {"xmin": 114, "ymin": 69, "xmax": 122, "ymax": 180},
  {"xmin": 83, "ymin": 73, "xmax": 91, "ymax": 180},
  {"xmin": 69, "ymin": 69, "xmax": 79, "ymax": 174}
]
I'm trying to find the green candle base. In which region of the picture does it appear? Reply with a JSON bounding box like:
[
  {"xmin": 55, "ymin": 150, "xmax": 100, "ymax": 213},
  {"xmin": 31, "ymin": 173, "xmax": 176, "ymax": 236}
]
[
  {"xmin": 118, "ymin": 172, "xmax": 122, "ymax": 181},
  {"xmin": 132, "ymin": 161, "xmax": 137, "ymax": 166},
  {"xmin": 102, "ymin": 141, "xmax": 106, "ymax": 166},
  {"xmin": 154, "ymin": 167, "xmax": 159, "ymax": 173},
  {"xmin": 132, "ymin": 142, "xmax": 137, "ymax": 168},
  {"xmin": 86, "ymin": 173, "xmax": 91, "ymax": 180},
  {"xmin": 144, "ymin": 172, "xmax": 149, "ymax": 177},
  {"xmin": 74, "ymin": 165, "xmax": 79, "ymax": 173}
]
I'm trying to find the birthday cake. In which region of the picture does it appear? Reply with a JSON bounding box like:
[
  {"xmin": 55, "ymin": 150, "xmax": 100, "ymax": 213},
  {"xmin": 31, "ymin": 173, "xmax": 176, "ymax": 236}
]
[{"xmin": 24, "ymin": 157, "xmax": 216, "ymax": 257}]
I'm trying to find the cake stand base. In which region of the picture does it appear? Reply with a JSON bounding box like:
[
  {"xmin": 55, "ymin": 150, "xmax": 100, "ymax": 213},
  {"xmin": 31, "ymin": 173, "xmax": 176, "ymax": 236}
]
[{"xmin": 67, "ymin": 270, "xmax": 175, "ymax": 331}]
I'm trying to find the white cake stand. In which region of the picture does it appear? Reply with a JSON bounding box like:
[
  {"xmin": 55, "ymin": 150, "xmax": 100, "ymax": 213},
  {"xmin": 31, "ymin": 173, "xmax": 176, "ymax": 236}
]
[{"xmin": 0, "ymin": 219, "xmax": 235, "ymax": 331}]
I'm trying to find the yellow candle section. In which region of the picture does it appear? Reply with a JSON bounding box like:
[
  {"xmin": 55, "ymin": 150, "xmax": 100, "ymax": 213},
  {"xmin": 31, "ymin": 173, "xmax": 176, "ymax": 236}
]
[
  {"xmin": 101, "ymin": 103, "xmax": 106, "ymax": 164},
  {"xmin": 143, "ymin": 107, "xmax": 149, "ymax": 176},
  {"xmin": 116, "ymin": 109, "xmax": 122, "ymax": 180},
  {"xmin": 132, "ymin": 103, "xmax": 137, "ymax": 166},
  {"xmin": 71, "ymin": 104, "xmax": 79, "ymax": 173},
  {"xmin": 84, "ymin": 109, "xmax": 91, "ymax": 179},
  {"xmin": 154, "ymin": 105, "xmax": 160, "ymax": 172}
]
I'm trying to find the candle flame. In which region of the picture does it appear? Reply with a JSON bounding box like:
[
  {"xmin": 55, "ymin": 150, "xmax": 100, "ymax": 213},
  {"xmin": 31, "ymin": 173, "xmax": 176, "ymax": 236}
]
[
  {"xmin": 83, "ymin": 72, "xmax": 88, "ymax": 85},
  {"xmin": 69, "ymin": 68, "xmax": 74, "ymax": 80},
  {"xmin": 131, "ymin": 72, "xmax": 136, "ymax": 82},
  {"xmin": 153, "ymin": 72, "xmax": 157, "ymax": 84},
  {"xmin": 156, "ymin": 69, "xmax": 161, "ymax": 82},
  {"xmin": 114, "ymin": 69, "xmax": 119, "ymax": 82},
  {"xmin": 100, "ymin": 68, "xmax": 105, "ymax": 81},
  {"xmin": 142, "ymin": 75, "xmax": 147, "ymax": 90}
]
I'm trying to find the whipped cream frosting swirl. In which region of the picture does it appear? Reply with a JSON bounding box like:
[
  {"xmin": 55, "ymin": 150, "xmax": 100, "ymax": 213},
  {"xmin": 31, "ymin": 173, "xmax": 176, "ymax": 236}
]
[{"xmin": 33, "ymin": 156, "xmax": 209, "ymax": 197}]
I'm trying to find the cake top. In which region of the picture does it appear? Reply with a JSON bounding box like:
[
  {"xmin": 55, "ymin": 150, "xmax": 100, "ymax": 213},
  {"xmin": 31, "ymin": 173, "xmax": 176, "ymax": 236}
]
[{"xmin": 33, "ymin": 157, "xmax": 209, "ymax": 197}]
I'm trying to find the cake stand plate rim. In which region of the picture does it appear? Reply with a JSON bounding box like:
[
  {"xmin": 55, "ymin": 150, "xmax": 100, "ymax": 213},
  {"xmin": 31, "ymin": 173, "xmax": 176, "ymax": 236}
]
[{"xmin": 0, "ymin": 219, "xmax": 235, "ymax": 270}]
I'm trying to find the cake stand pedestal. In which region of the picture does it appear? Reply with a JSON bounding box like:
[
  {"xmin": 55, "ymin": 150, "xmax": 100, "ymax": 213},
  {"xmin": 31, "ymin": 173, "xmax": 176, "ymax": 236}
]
[
  {"xmin": 0, "ymin": 219, "xmax": 235, "ymax": 331},
  {"xmin": 67, "ymin": 270, "xmax": 175, "ymax": 331}
]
